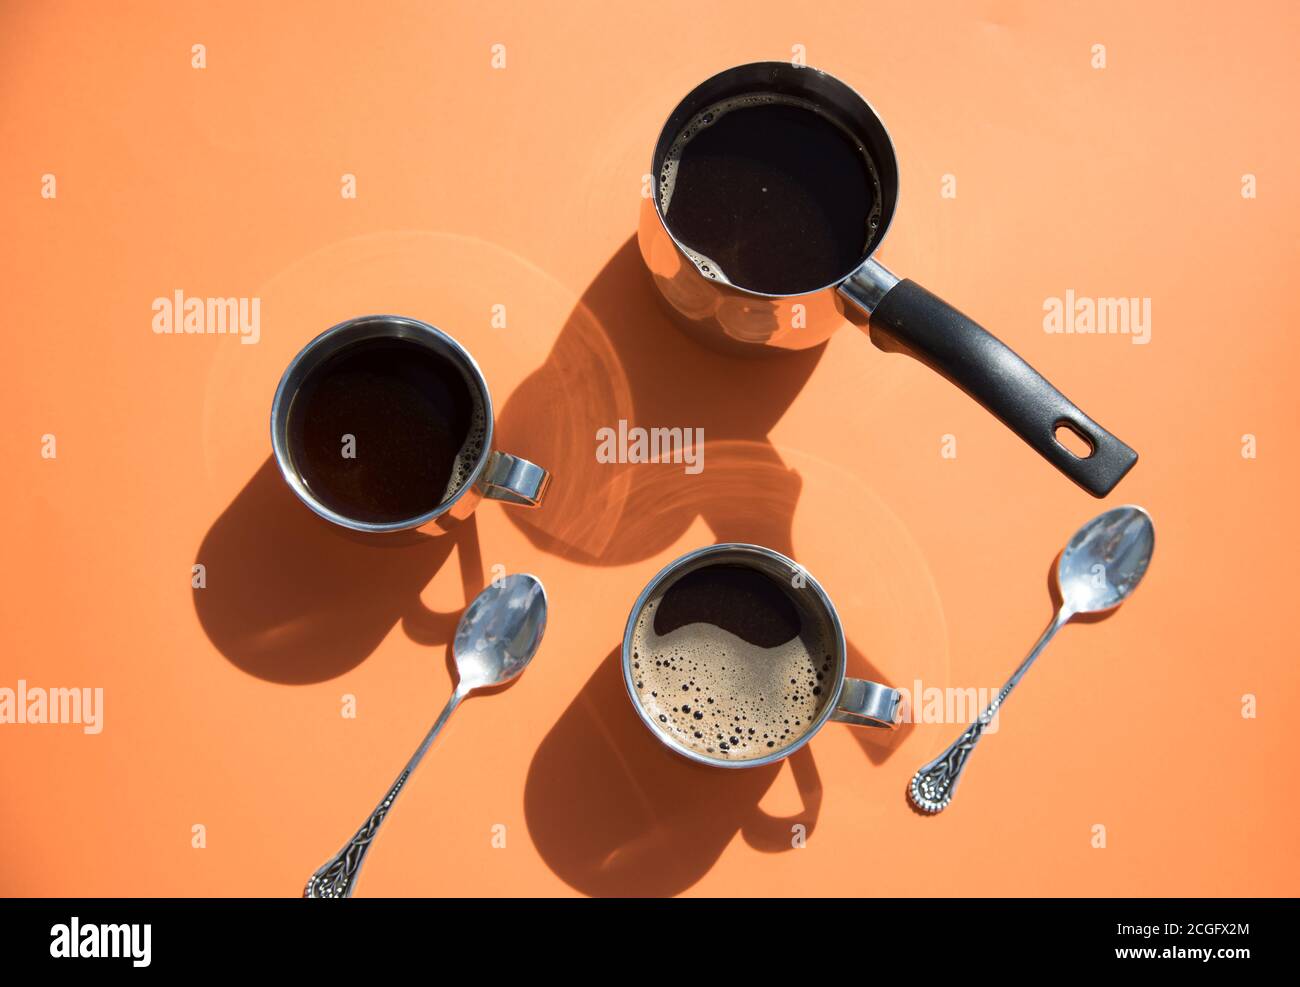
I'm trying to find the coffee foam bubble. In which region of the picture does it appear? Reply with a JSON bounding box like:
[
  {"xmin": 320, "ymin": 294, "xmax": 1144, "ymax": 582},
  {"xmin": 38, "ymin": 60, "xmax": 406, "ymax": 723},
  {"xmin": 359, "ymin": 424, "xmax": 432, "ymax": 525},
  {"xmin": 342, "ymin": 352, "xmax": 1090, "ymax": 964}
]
[
  {"xmin": 657, "ymin": 91, "xmax": 885, "ymax": 286},
  {"xmin": 630, "ymin": 588, "xmax": 837, "ymax": 761},
  {"xmin": 439, "ymin": 365, "xmax": 488, "ymax": 505}
]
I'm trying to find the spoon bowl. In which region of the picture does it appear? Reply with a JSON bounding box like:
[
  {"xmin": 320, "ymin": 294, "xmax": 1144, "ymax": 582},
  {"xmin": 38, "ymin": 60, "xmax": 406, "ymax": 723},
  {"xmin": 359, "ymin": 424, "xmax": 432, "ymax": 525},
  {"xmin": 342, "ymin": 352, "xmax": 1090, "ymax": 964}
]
[
  {"xmin": 454, "ymin": 573, "xmax": 548, "ymax": 692},
  {"xmin": 1057, "ymin": 505, "xmax": 1155, "ymax": 616}
]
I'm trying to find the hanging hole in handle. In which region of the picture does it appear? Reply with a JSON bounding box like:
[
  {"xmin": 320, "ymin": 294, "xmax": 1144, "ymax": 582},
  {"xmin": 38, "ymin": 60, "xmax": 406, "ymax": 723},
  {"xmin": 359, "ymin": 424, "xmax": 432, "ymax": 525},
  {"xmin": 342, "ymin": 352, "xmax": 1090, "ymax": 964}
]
[{"xmin": 1053, "ymin": 420, "xmax": 1095, "ymax": 459}]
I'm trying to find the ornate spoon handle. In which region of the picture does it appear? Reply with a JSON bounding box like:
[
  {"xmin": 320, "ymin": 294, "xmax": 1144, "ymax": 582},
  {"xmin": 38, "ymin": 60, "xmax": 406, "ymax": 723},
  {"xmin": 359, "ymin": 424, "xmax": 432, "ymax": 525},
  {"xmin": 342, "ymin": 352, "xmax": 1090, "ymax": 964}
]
[
  {"xmin": 305, "ymin": 689, "xmax": 464, "ymax": 898},
  {"xmin": 908, "ymin": 612, "xmax": 1068, "ymax": 814},
  {"xmin": 305, "ymin": 770, "xmax": 411, "ymax": 898}
]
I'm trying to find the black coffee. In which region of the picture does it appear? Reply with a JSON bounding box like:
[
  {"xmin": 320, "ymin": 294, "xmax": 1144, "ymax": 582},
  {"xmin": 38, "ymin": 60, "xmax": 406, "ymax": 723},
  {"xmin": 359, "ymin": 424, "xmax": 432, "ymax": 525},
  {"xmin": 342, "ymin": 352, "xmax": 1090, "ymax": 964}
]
[
  {"xmin": 659, "ymin": 95, "xmax": 882, "ymax": 294},
  {"xmin": 287, "ymin": 337, "xmax": 486, "ymax": 524},
  {"xmin": 630, "ymin": 562, "xmax": 837, "ymax": 761}
]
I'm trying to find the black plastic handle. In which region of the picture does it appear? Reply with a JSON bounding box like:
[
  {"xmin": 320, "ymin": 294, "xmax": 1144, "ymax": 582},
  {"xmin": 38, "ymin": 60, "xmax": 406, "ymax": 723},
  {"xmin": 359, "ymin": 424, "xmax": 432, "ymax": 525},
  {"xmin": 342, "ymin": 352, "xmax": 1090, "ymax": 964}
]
[{"xmin": 867, "ymin": 279, "xmax": 1137, "ymax": 497}]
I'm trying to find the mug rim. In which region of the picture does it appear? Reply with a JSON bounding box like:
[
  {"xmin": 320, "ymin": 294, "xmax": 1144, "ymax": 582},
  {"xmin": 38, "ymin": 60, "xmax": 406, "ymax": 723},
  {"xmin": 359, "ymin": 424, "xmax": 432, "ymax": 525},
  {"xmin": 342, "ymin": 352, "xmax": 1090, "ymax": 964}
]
[
  {"xmin": 621, "ymin": 542, "xmax": 849, "ymax": 770},
  {"xmin": 648, "ymin": 60, "xmax": 901, "ymax": 301},
  {"xmin": 269, "ymin": 314, "xmax": 496, "ymax": 533}
]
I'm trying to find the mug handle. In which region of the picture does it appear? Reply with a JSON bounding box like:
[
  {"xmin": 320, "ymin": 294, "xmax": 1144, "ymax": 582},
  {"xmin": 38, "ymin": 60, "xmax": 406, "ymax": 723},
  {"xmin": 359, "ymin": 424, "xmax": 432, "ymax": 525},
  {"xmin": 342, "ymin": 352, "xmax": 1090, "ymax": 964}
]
[
  {"xmin": 840, "ymin": 259, "xmax": 1138, "ymax": 498},
  {"xmin": 830, "ymin": 678, "xmax": 901, "ymax": 729},
  {"xmin": 479, "ymin": 450, "xmax": 551, "ymax": 507}
]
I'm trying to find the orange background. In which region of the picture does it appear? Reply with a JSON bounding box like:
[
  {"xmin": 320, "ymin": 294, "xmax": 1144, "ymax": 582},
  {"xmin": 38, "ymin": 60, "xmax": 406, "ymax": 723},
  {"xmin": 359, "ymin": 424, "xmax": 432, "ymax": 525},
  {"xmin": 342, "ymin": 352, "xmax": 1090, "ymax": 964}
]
[{"xmin": 2, "ymin": 0, "xmax": 1297, "ymax": 897}]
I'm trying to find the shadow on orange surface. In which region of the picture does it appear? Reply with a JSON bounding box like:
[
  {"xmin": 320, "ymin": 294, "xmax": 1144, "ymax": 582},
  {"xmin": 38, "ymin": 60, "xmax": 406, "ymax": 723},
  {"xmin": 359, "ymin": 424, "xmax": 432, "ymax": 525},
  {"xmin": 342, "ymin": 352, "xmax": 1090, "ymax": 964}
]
[
  {"xmin": 526, "ymin": 642, "xmax": 907, "ymax": 896},
  {"xmin": 525, "ymin": 649, "xmax": 825, "ymax": 897},
  {"xmin": 496, "ymin": 235, "xmax": 824, "ymax": 565},
  {"xmin": 194, "ymin": 457, "xmax": 484, "ymax": 684}
]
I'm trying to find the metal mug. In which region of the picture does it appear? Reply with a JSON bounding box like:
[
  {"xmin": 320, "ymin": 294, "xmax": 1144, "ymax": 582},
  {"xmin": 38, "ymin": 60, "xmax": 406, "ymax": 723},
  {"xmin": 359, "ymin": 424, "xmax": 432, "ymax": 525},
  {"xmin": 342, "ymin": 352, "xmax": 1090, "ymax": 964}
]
[
  {"xmin": 638, "ymin": 61, "xmax": 1137, "ymax": 498},
  {"xmin": 622, "ymin": 543, "xmax": 900, "ymax": 770},
  {"xmin": 270, "ymin": 314, "xmax": 550, "ymax": 534}
]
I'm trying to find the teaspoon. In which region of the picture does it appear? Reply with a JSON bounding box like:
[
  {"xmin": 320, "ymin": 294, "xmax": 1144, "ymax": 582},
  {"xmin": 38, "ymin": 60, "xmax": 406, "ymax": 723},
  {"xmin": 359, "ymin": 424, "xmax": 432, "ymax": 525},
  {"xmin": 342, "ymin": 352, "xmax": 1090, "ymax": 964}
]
[
  {"xmin": 908, "ymin": 506, "xmax": 1154, "ymax": 814},
  {"xmin": 305, "ymin": 573, "xmax": 548, "ymax": 896}
]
